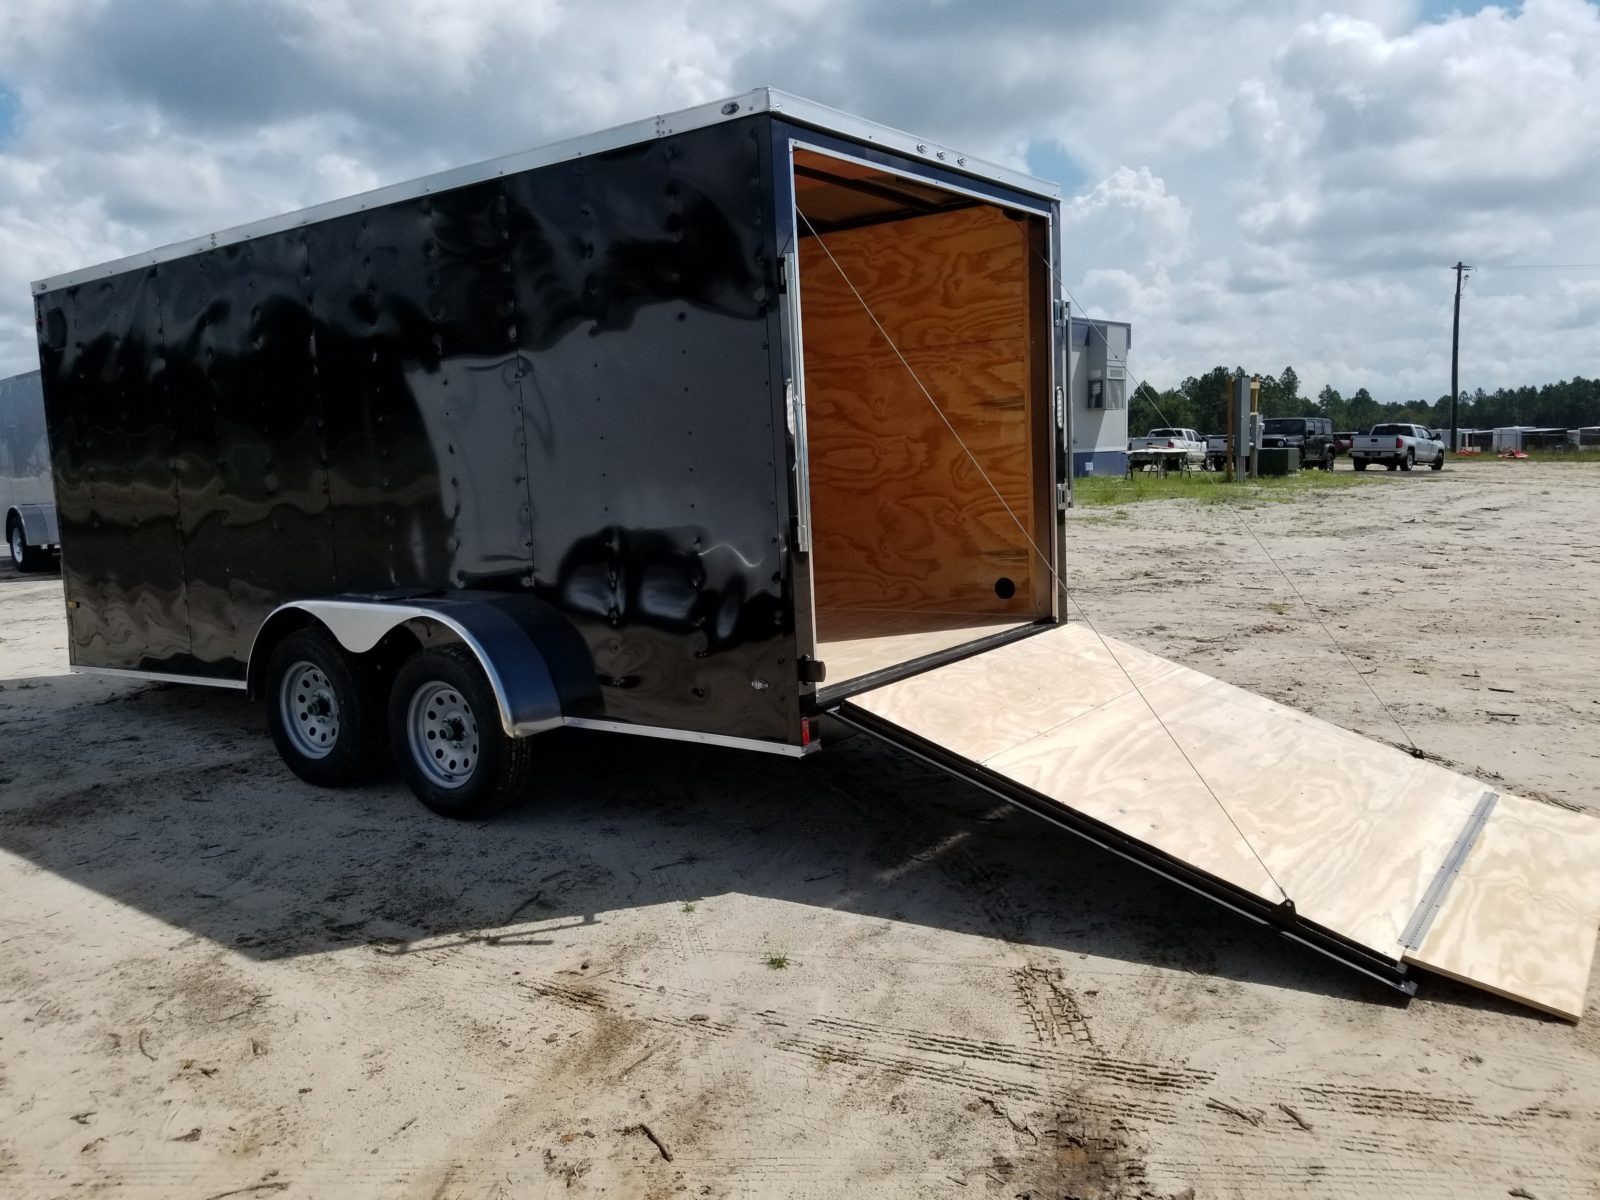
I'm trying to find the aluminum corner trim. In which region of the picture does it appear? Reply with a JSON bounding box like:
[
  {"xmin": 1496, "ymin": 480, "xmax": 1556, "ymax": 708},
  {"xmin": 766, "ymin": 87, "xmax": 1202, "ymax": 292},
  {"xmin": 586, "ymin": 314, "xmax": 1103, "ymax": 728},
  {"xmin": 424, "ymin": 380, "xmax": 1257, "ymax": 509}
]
[
  {"xmin": 70, "ymin": 665, "xmax": 247, "ymax": 690},
  {"xmin": 563, "ymin": 716, "xmax": 813, "ymax": 757}
]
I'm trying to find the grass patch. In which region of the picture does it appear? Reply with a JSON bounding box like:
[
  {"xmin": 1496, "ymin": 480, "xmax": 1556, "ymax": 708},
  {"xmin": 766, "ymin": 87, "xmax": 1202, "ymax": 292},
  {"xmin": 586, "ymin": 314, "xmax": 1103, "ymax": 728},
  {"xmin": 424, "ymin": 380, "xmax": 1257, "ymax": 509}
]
[
  {"xmin": 680, "ymin": 902, "xmax": 697, "ymax": 914},
  {"xmin": 762, "ymin": 952, "xmax": 790, "ymax": 970},
  {"xmin": 1072, "ymin": 467, "xmax": 1373, "ymax": 509}
]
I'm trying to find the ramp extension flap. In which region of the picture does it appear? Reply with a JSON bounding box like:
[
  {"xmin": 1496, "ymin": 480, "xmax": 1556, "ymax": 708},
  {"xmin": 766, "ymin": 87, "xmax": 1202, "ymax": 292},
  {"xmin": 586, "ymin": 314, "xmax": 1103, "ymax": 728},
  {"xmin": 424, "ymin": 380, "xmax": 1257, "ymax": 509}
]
[{"xmin": 836, "ymin": 625, "xmax": 1600, "ymax": 1020}]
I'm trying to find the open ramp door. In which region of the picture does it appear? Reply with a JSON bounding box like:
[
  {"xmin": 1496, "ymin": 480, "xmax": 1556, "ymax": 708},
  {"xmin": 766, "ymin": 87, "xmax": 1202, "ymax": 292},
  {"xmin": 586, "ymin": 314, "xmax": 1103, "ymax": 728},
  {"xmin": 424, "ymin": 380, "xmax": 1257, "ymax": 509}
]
[{"xmin": 834, "ymin": 625, "xmax": 1600, "ymax": 1020}]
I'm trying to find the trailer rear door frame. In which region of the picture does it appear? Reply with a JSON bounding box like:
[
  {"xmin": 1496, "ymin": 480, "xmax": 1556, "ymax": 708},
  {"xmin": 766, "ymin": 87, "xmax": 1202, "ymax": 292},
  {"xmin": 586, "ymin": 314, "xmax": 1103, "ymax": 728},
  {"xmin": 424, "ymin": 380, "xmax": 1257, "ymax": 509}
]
[{"xmin": 771, "ymin": 125, "xmax": 1064, "ymax": 711}]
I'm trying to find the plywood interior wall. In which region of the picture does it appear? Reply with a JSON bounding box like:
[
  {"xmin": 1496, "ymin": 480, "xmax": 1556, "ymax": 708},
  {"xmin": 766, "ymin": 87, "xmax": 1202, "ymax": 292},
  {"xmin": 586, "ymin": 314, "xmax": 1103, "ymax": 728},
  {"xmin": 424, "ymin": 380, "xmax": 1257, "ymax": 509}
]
[{"xmin": 798, "ymin": 193, "xmax": 1049, "ymax": 619}]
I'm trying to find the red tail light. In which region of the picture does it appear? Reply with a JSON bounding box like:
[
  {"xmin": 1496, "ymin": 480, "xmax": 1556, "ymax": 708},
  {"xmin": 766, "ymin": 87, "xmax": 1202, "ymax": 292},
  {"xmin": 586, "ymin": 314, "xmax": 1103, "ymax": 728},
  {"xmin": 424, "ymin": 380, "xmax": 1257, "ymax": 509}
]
[
  {"xmin": 1395, "ymin": 436, "xmax": 1404, "ymax": 448},
  {"xmin": 800, "ymin": 717, "xmax": 812, "ymax": 747},
  {"xmin": 1167, "ymin": 439, "xmax": 1175, "ymax": 448}
]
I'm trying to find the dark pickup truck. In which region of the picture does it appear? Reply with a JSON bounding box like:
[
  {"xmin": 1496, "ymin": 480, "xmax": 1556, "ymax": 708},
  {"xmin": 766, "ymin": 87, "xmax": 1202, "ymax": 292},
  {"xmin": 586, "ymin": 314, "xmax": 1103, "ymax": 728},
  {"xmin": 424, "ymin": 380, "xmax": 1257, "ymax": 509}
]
[{"xmin": 1260, "ymin": 417, "xmax": 1337, "ymax": 470}]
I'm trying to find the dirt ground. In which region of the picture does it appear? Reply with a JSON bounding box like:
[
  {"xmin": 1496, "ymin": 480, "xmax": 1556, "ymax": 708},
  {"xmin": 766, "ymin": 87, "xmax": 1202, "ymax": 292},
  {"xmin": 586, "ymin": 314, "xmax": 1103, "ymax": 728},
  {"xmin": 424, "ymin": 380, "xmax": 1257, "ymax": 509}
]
[{"xmin": 1, "ymin": 457, "xmax": 1597, "ymax": 1199}]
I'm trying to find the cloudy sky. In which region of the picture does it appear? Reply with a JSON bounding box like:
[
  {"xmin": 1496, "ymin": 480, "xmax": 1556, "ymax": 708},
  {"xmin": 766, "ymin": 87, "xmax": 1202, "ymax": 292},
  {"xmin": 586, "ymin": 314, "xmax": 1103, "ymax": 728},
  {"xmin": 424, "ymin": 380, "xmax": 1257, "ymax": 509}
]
[{"xmin": 1, "ymin": 0, "xmax": 1597, "ymax": 400}]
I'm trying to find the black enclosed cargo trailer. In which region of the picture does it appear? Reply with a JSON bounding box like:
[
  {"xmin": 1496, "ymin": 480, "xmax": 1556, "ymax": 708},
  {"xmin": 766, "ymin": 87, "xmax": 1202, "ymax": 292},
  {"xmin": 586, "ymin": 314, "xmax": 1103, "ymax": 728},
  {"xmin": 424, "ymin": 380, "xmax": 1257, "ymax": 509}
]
[
  {"xmin": 30, "ymin": 90, "xmax": 1600, "ymax": 1019},
  {"xmin": 32, "ymin": 89, "xmax": 1064, "ymax": 787}
]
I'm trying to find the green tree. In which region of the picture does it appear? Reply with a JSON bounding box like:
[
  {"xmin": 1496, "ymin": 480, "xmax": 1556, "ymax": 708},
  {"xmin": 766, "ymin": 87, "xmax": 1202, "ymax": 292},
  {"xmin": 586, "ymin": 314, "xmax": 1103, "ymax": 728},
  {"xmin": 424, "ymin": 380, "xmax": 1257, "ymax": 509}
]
[
  {"xmin": 1318, "ymin": 385, "xmax": 1345, "ymax": 429},
  {"xmin": 1180, "ymin": 366, "xmax": 1236, "ymax": 433},
  {"xmin": 1128, "ymin": 382, "xmax": 1165, "ymax": 433},
  {"xmin": 1157, "ymin": 373, "xmax": 1600, "ymax": 439},
  {"xmin": 1257, "ymin": 372, "xmax": 1303, "ymax": 418},
  {"xmin": 1279, "ymin": 365, "xmax": 1302, "ymax": 412},
  {"xmin": 1347, "ymin": 387, "xmax": 1380, "ymax": 431}
]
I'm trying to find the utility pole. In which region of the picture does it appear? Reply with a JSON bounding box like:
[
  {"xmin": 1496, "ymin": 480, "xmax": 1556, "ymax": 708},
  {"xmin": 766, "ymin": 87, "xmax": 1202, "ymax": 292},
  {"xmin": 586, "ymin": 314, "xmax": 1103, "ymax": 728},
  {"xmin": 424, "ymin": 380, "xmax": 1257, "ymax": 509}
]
[{"xmin": 1450, "ymin": 261, "xmax": 1472, "ymax": 450}]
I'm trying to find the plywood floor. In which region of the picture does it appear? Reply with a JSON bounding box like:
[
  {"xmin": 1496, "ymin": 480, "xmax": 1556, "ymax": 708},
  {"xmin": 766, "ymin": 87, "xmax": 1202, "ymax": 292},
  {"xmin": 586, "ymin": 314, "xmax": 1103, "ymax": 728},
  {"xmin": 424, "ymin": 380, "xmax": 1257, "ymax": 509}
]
[
  {"xmin": 843, "ymin": 623, "xmax": 1600, "ymax": 1020},
  {"xmin": 814, "ymin": 608, "xmax": 1037, "ymax": 689}
]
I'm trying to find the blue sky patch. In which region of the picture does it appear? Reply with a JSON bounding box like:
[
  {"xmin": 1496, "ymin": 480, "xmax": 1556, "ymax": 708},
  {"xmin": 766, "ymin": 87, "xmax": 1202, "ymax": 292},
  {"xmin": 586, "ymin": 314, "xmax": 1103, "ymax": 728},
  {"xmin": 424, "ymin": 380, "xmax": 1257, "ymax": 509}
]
[
  {"xmin": 1419, "ymin": 0, "xmax": 1496, "ymax": 20},
  {"xmin": 1026, "ymin": 140, "xmax": 1087, "ymax": 194},
  {"xmin": 0, "ymin": 82, "xmax": 18, "ymax": 148}
]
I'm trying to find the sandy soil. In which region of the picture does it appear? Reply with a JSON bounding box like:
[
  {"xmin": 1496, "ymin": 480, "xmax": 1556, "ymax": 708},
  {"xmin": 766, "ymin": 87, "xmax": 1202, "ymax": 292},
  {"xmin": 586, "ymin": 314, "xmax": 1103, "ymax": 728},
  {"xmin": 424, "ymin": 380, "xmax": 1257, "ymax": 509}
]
[{"xmin": 1, "ymin": 457, "xmax": 1597, "ymax": 1199}]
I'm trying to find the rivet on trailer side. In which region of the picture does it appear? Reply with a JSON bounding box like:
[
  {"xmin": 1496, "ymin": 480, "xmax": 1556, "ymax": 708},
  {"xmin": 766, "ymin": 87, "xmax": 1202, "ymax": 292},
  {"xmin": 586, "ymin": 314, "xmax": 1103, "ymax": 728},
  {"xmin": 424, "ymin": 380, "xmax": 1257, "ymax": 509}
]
[{"xmin": 30, "ymin": 89, "xmax": 1600, "ymax": 1020}]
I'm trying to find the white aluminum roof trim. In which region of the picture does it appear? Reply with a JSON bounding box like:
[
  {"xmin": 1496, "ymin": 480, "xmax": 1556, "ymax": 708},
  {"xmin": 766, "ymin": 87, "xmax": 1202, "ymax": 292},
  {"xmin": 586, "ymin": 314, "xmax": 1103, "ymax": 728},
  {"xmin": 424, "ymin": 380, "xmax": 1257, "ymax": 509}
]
[
  {"xmin": 34, "ymin": 88, "xmax": 1059, "ymax": 295},
  {"xmin": 767, "ymin": 90, "xmax": 1059, "ymax": 202},
  {"xmin": 787, "ymin": 137, "xmax": 1053, "ymax": 218}
]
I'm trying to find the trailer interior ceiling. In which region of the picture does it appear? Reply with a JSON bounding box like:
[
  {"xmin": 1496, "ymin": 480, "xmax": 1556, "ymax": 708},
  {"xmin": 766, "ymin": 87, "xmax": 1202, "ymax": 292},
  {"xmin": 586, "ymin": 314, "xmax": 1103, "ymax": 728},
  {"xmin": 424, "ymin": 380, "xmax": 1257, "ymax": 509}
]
[{"xmin": 793, "ymin": 148, "xmax": 1055, "ymax": 689}]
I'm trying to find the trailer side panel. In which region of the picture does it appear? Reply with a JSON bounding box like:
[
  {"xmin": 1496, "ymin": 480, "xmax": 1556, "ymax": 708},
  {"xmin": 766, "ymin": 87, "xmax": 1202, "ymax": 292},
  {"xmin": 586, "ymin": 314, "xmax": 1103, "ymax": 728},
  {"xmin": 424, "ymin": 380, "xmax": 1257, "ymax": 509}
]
[
  {"xmin": 507, "ymin": 119, "xmax": 793, "ymax": 741},
  {"xmin": 160, "ymin": 231, "xmax": 337, "ymax": 674},
  {"xmin": 42, "ymin": 270, "xmax": 193, "ymax": 673},
  {"xmin": 37, "ymin": 116, "xmax": 795, "ymax": 741}
]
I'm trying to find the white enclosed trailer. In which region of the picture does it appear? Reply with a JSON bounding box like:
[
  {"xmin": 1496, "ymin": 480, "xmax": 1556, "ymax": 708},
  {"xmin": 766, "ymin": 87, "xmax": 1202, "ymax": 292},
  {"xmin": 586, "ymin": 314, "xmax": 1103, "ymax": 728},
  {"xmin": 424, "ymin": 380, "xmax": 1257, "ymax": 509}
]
[{"xmin": 1, "ymin": 370, "xmax": 58, "ymax": 571}]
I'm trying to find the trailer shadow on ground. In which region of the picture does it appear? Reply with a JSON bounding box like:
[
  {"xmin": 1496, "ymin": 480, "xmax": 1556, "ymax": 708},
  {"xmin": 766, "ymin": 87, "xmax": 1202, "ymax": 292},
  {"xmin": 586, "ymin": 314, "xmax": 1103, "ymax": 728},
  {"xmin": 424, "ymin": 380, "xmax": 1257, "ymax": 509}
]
[
  {"xmin": 0, "ymin": 557, "xmax": 60, "ymax": 578},
  {"xmin": 0, "ymin": 669, "xmax": 1543, "ymax": 1022}
]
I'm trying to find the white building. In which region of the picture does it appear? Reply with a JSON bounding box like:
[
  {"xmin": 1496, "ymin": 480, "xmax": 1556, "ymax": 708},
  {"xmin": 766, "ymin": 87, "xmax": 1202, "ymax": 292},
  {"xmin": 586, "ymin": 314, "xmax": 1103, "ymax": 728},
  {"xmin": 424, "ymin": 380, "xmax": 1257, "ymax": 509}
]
[{"xmin": 1065, "ymin": 317, "xmax": 1131, "ymax": 478}]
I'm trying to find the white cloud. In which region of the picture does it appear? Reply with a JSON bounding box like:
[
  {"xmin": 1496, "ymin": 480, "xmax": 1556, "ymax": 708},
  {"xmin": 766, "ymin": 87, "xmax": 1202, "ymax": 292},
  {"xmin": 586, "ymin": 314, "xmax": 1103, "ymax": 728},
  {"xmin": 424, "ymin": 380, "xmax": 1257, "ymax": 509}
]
[
  {"xmin": 0, "ymin": 0, "xmax": 1597, "ymax": 404},
  {"xmin": 1064, "ymin": 167, "xmax": 1192, "ymax": 266}
]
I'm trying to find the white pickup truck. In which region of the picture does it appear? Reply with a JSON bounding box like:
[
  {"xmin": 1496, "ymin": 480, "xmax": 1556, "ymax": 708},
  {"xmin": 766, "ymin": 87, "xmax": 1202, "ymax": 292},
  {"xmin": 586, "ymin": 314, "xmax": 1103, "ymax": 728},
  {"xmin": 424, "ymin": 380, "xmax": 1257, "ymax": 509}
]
[
  {"xmin": 1128, "ymin": 428, "xmax": 1206, "ymax": 472},
  {"xmin": 1350, "ymin": 423, "xmax": 1446, "ymax": 472}
]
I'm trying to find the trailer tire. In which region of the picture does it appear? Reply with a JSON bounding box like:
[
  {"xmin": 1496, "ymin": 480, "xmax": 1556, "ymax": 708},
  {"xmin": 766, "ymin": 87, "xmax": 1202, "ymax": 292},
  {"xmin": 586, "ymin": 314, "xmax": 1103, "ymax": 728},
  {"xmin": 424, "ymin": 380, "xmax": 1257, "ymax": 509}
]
[
  {"xmin": 8, "ymin": 517, "xmax": 49, "ymax": 573},
  {"xmin": 266, "ymin": 627, "xmax": 389, "ymax": 787},
  {"xmin": 389, "ymin": 644, "xmax": 535, "ymax": 820}
]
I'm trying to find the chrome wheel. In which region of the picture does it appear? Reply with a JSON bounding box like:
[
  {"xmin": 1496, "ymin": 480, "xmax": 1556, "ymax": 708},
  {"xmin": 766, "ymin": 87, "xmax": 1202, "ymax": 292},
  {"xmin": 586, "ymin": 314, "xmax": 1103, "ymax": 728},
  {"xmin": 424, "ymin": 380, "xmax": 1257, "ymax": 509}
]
[
  {"xmin": 279, "ymin": 660, "xmax": 340, "ymax": 760},
  {"xmin": 9, "ymin": 525, "xmax": 23, "ymax": 567},
  {"xmin": 407, "ymin": 681, "xmax": 479, "ymax": 790}
]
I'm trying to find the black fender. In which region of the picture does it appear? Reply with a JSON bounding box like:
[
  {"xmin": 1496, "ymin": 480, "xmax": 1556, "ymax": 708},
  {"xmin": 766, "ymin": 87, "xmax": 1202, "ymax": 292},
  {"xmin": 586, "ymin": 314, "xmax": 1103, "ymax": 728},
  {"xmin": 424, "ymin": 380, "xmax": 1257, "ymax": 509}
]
[{"xmin": 247, "ymin": 593, "xmax": 598, "ymax": 737}]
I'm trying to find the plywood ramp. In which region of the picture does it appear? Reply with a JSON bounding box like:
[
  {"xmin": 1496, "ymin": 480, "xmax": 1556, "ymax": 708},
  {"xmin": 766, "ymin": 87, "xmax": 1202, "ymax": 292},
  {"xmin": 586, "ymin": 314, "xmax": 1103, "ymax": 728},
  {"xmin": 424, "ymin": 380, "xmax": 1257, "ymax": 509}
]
[
  {"xmin": 841, "ymin": 623, "xmax": 1600, "ymax": 1020},
  {"xmin": 1406, "ymin": 794, "xmax": 1600, "ymax": 1020}
]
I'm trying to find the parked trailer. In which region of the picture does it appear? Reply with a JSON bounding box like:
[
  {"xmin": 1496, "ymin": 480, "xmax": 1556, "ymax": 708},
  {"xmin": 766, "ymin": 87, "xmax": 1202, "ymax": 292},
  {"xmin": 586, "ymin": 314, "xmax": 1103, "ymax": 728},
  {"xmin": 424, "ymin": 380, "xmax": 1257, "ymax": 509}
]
[
  {"xmin": 1, "ymin": 370, "xmax": 58, "ymax": 571},
  {"xmin": 32, "ymin": 90, "xmax": 1600, "ymax": 1019},
  {"xmin": 1493, "ymin": 426, "xmax": 1568, "ymax": 453}
]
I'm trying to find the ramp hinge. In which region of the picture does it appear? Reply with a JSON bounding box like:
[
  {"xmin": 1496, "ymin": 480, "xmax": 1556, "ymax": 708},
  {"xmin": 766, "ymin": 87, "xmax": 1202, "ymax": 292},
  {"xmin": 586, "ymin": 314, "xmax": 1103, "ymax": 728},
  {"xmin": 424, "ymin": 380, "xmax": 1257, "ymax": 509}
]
[{"xmin": 1400, "ymin": 790, "xmax": 1498, "ymax": 951}]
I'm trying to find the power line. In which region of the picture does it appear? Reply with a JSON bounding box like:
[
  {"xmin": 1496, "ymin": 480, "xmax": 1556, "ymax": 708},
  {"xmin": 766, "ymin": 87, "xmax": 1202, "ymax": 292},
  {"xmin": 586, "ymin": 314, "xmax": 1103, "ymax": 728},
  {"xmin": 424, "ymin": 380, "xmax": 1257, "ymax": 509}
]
[{"xmin": 1474, "ymin": 263, "xmax": 1600, "ymax": 270}]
